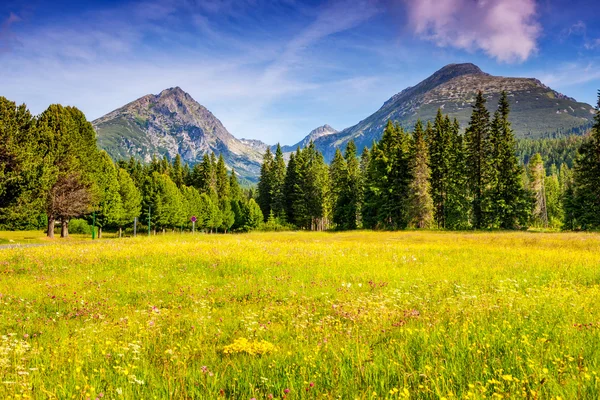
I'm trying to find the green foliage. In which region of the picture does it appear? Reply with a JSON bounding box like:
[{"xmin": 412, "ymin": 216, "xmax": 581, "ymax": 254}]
[
  {"xmin": 407, "ymin": 121, "xmax": 434, "ymax": 228},
  {"xmin": 568, "ymin": 91, "xmax": 600, "ymax": 230},
  {"xmin": 68, "ymin": 218, "xmax": 92, "ymax": 234}
]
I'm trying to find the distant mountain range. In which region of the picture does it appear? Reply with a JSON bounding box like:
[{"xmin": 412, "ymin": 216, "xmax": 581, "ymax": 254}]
[{"xmin": 94, "ymin": 63, "xmax": 596, "ymax": 178}]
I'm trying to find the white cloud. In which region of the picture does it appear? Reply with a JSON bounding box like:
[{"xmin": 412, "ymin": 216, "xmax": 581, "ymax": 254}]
[{"xmin": 403, "ymin": 0, "xmax": 541, "ymax": 63}]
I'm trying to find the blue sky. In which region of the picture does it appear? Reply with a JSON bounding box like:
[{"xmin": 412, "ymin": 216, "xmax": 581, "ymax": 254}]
[{"xmin": 1, "ymin": 0, "xmax": 599, "ymax": 145}]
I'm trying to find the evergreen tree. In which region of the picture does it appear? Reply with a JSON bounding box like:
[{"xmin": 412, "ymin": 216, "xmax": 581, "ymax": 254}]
[
  {"xmin": 230, "ymin": 169, "xmax": 242, "ymax": 202},
  {"xmin": 569, "ymin": 91, "xmax": 600, "ymax": 229},
  {"xmin": 407, "ymin": 121, "xmax": 434, "ymax": 228},
  {"xmin": 334, "ymin": 141, "xmax": 361, "ymax": 229},
  {"xmin": 465, "ymin": 91, "xmax": 491, "ymax": 229},
  {"xmin": 0, "ymin": 97, "xmax": 49, "ymax": 229},
  {"xmin": 215, "ymin": 154, "xmax": 230, "ymax": 200},
  {"xmin": 257, "ymin": 148, "xmax": 274, "ymax": 220},
  {"xmin": 490, "ymin": 92, "xmax": 531, "ymax": 229},
  {"xmin": 116, "ymin": 168, "xmax": 142, "ymax": 237},
  {"xmin": 544, "ymin": 172, "xmax": 563, "ymax": 228},
  {"xmin": 428, "ymin": 109, "xmax": 452, "ymax": 228},
  {"xmin": 244, "ymin": 199, "xmax": 264, "ymax": 230},
  {"xmin": 90, "ymin": 151, "xmax": 122, "ymax": 238},
  {"xmin": 329, "ymin": 148, "xmax": 347, "ymax": 228},
  {"xmin": 270, "ymin": 144, "xmax": 287, "ymax": 218},
  {"xmin": 284, "ymin": 151, "xmax": 306, "ymax": 227},
  {"xmin": 171, "ymin": 154, "xmax": 184, "ymax": 188},
  {"xmin": 446, "ymin": 118, "xmax": 471, "ymax": 229},
  {"xmin": 529, "ymin": 153, "xmax": 548, "ymax": 227}
]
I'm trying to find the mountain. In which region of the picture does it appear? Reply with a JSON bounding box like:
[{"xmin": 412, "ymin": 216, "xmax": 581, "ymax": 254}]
[
  {"xmin": 281, "ymin": 124, "xmax": 338, "ymax": 152},
  {"xmin": 307, "ymin": 63, "xmax": 595, "ymax": 161},
  {"xmin": 93, "ymin": 87, "xmax": 263, "ymax": 181}
]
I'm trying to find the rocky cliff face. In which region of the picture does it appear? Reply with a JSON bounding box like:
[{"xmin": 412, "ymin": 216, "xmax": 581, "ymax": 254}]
[
  {"xmin": 93, "ymin": 87, "xmax": 263, "ymax": 181},
  {"xmin": 307, "ymin": 63, "xmax": 595, "ymax": 161}
]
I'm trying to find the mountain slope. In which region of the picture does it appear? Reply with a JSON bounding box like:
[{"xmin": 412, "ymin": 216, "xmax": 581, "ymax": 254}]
[
  {"xmin": 93, "ymin": 87, "xmax": 263, "ymax": 181},
  {"xmin": 309, "ymin": 63, "xmax": 595, "ymax": 161}
]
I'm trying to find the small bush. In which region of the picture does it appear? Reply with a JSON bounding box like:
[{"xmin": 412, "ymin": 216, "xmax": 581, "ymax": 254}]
[{"xmin": 68, "ymin": 219, "xmax": 91, "ymax": 234}]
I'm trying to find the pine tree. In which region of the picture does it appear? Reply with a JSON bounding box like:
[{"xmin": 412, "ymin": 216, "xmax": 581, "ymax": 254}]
[
  {"xmin": 329, "ymin": 148, "xmax": 347, "ymax": 228},
  {"xmin": 488, "ymin": 92, "xmax": 531, "ymax": 229},
  {"xmin": 215, "ymin": 154, "xmax": 230, "ymax": 200},
  {"xmin": 334, "ymin": 141, "xmax": 360, "ymax": 230},
  {"xmin": 407, "ymin": 121, "xmax": 434, "ymax": 228},
  {"xmin": 257, "ymin": 147, "xmax": 274, "ymax": 221},
  {"xmin": 229, "ymin": 168, "xmax": 242, "ymax": 202},
  {"xmin": 428, "ymin": 109, "xmax": 452, "ymax": 228},
  {"xmin": 570, "ymin": 91, "xmax": 600, "ymax": 229},
  {"xmin": 171, "ymin": 154, "xmax": 184, "ymax": 188},
  {"xmin": 465, "ymin": 91, "xmax": 491, "ymax": 229},
  {"xmin": 446, "ymin": 118, "xmax": 471, "ymax": 229},
  {"xmin": 529, "ymin": 153, "xmax": 548, "ymax": 227},
  {"xmin": 271, "ymin": 144, "xmax": 287, "ymax": 218}
]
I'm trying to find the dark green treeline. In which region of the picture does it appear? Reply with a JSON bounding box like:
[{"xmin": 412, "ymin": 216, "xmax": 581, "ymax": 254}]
[{"xmin": 258, "ymin": 91, "xmax": 600, "ymax": 231}]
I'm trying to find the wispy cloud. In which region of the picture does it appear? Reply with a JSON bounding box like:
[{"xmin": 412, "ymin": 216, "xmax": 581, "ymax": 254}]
[
  {"xmin": 402, "ymin": 0, "xmax": 541, "ymax": 63},
  {"xmin": 537, "ymin": 62, "xmax": 600, "ymax": 90},
  {"xmin": 0, "ymin": 12, "xmax": 21, "ymax": 52}
]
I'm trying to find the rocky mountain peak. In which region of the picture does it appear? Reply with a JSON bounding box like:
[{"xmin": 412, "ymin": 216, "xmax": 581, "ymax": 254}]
[{"xmin": 308, "ymin": 124, "xmax": 337, "ymax": 139}]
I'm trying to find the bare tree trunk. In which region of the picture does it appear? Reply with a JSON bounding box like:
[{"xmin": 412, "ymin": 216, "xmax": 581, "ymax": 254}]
[
  {"xmin": 60, "ymin": 219, "xmax": 69, "ymax": 238},
  {"xmin": 119, "ymin": 227, "xmax": 122, "ymax": 238},
  {"xmin": 47, "ymin": 217, "xmax": 55, "ymax": 238},
  {"xmin": 98, "ymin": 226, "xmax": 102, "ymax": 239}
]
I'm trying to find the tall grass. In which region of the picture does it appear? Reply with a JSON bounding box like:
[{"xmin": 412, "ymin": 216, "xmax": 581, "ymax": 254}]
[{"xmin": 1, "ymin": 231, "xmax": 599, "ymax": 399}]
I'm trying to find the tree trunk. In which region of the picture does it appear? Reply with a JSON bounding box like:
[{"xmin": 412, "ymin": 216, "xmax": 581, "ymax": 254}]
[
  {"xmin": 153, "ymin": 228, "xmax": 156, "ymax": 235},
  {"xmin": 47, "ymin": 217, "xmax": 55, "ymax": 238},
  {"xmin": 98, "ymin": 226, "xmax": 102, "ymax": 239},
  {"xmin": 61, "ymin": 219, "xmax": 69, "ymax": 238},
  {"xmin": 119, "ymin": 227, "xmax": 122, "ymax": 238},
  {"xmin": 162, "ymin": 228, "xmax": 165, "ymax": 235}
]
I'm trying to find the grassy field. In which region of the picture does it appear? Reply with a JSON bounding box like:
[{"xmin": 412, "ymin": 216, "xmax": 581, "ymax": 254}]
[{"xmin": 1, "ymin": 231, "xmax": 600, "ymax": 399}]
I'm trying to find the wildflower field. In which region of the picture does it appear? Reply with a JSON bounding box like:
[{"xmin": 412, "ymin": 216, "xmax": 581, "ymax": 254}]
[{"xmin": 1, "ymin": 231, "xmax": 600, "ymax": 399}]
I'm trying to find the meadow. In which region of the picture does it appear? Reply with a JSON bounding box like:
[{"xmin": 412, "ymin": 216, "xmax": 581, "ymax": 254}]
[{"xmin": 1, "ymin": 231, "xmax": 600, "ymax": 399}]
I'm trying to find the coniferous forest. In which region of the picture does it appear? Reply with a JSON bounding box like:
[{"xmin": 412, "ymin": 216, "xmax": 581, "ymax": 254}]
[
  {"xmin": 1, "ymin": 90, "xmax": 600, "ymax": 235},
  {"xmin": 257, "ymin": 91, "xmax": 600, "ymax": 231}
]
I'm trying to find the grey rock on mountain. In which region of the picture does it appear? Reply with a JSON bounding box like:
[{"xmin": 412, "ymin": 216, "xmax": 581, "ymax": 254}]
[
  {"xmin": 307, "ymin": 63, "xmax": 595, "ymax": 161},
  {"xmin": 93, "ymin": 87, "xmax": 263, "ymax": 181},
  {"xmin": 280, "ymin": 124, "xmax": 338, "ymax": 153}
]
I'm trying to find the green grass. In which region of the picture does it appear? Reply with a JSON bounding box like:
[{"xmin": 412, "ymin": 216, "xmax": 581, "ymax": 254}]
[{"xmin": 1, "ymin": 231, "xmax": 599, "ymax": 399}]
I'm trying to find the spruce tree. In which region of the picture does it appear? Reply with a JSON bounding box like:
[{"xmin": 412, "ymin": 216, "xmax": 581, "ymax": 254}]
[
  {"xmin": 171, "ymin": 154, "xmax": 184, "ymax": 188},
  {"xmin": 271, "ymin": 144, "xmax": 287, "ymax": 218},
  {"xmin": 407, "ymin": 121, "xmax": 434, "ymax": 228},
  {"xmin": 569, "ymin": 91, "xmax": 600, "ymax": 229},
  {"xmin": 488, "ymin": 92, "xmax": 531, "ymax": 229},
  {"xmin": 215, "ymin": 154, "xmax": 230, "ymax": 200},
  {"xmin": 446, "ymin": 119, "xmax": 470, "ymax": 229},
  {"xmin": 257, "ymin": 147, "xmax": 274, "ymax": 221},
  {"xmin": 465, "ymin": 91, "xmax": 491, "ymax": 229},
  {"xmin": 428, "ymin": 109, "xmax": 452, "ymax": 228},
  {"xmin": 329, "ymin": 148, "xmax": 347, "ymax": 228},
  {"xmin": 529, "ymin": 153, "xmax": 548, "ymax": 227}
]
